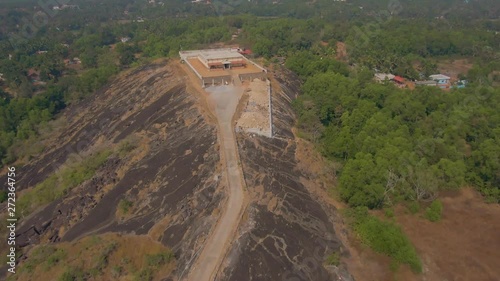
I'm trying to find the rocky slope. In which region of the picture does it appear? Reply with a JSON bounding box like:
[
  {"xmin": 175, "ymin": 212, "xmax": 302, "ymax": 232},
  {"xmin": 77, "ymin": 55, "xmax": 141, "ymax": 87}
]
[
  {"xmin": 0, "ymin": 62, "xmax": 355, "ymax": 281},
  {"xmin": 0, "ymin": 61, "xmax": 224, "ymax": 279},
  {"xmin": 218, "ymin": 68, "xmax": 353, "ymax": 281}
]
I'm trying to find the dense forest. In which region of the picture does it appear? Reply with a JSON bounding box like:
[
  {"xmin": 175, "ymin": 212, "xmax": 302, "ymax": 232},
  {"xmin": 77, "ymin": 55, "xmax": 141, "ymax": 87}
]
[
  {"xmin": 0, "ymin": 0, "xmax": 498, "ymax": 189},
  {"xmin": 288, "ymin": 53, "xmax": 500, "ymax": 205},
  {"xmin": 0, "ymin": 0, "xmax": 498, "ymax": 186}
]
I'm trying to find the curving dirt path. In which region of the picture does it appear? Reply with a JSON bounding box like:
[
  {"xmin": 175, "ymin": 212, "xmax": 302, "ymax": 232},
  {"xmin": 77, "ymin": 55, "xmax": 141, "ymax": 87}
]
[{"xmin": 186, "ymin": 85, "xmax": 247, "ymax": 281}]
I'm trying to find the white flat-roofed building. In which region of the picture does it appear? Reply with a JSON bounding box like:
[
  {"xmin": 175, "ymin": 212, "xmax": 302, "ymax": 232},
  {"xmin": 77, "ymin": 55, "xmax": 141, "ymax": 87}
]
[
  {"xmin": 374, "ymin": 73, "xmax": 395, "ymax": 82},
  {"xmin": 429, "ymin": 74, "xmax": 451, "ymax": 89},
  {"xmin": 179, "ymin": 48, "xmax": 267, "ymax": 87},
  {"xmin": 180, "ymin": 48, "xmax": 247, "ymax": 70},
  {"xmin": 429, "ymin": 74, "xmax": 451, "ymax": 81}
]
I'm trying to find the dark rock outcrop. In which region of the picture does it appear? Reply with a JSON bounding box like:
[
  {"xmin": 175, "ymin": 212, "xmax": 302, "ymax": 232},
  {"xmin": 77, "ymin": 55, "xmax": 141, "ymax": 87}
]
[
  {"xmin": 219, "ymin": 68, "xmax": 353, "ymax": 281},
  {"xmin": 2, "ymin": 62, "xmax": 223, "ymax": 278}
]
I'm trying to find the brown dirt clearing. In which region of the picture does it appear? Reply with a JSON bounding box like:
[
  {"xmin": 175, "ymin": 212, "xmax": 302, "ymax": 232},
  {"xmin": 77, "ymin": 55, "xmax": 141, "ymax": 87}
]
[
  {"xmin": 437, "ymin": 59, "xmax": 473, "ymax": 82},
  {"xmin": 294, "ymin": 136, "xmax": 500, "ymax": 281},
  {"xmin": 394, "ymin": 188, "xmax": 500, "ymax": 281}
]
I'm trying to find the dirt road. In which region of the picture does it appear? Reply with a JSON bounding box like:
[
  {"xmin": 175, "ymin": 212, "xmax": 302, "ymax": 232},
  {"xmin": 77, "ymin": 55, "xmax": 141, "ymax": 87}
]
[{"xmin": 186, "ymin": 85, "xmax": 246, "ymax": 281}]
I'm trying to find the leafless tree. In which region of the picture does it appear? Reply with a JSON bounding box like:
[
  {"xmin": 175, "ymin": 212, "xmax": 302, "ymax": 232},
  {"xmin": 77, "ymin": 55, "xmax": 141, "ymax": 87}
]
[
  {"xmin": 406, "ymin": 165, "xmax": 437, "ymax": 202},
  {"xmin": 383, "ymin": 168, "xmax": 401, "ymax": 206}
]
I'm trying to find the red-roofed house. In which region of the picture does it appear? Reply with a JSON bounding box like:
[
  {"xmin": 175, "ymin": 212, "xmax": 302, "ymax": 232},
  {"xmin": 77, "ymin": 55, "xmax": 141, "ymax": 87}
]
[
  {"xmin": 392, "ymin": 76, "xmax": 407, "ymax": 88},
  {"xmin": 238, "ymin": 49, "xmax": 252, "ymax": 55},
  {"xmin": 27, "ymin": 69, "xmax": 40, "ymax": 82},
  {"xmin": 393, "ymin": 76, "xmax": 405, "ymax": 84}
]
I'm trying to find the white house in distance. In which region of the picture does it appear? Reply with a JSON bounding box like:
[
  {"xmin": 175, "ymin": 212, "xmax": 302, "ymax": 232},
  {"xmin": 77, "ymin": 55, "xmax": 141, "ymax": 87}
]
[
  {"xmin": 416, "ymin": 74, "xmax": 452, "ymax": 89},
  {"xmin": 429, "ymin": 74, "xmax": 451, "ymax": 89},
  {"xmin": 374, "ymin": 73, "xmax": 395, "ymax": 82}
]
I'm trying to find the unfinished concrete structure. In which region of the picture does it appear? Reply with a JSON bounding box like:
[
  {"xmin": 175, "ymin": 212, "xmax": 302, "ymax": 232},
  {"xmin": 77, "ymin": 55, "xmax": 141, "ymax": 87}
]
[
  {"xmin": 180, "ymin": 48, "xmax": 267, "ymax": 87},
  {"xmin": 236, "ymin": 79, "xmax": 273, "ymax": 138}
]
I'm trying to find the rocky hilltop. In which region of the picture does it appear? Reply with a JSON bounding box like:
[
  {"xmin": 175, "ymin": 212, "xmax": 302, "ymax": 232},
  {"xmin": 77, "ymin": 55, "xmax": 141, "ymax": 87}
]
[
  {"xmin": 1, "ymin": 61, "xmax": 225, "ymax": 280},
  {"xmin": 0, "ymin": 62, "xmax": 353, "ymax": 281}
]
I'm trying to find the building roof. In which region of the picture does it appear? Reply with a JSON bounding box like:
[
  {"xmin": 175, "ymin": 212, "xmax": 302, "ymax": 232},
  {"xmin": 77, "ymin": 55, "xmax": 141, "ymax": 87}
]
[
  {"xmin": 239, "ymin": 49, "xmax": 252, "ymax": 55},
  {"xmin": 415, "ymin": 80, "xmax": 438, "ymax": 85},
  {"xmin": 199, "ymin": 50, "xmax": 243, "ymax": 61},
  {"xmin": 207, "ymin": 59, "xmax": 246, "ymax": 66},
  {"xmin": 393, "ymin": 76, "xmax": 405, "ymax": 83},
  {"xmin": 27, "ymin": 69, "xmax": 39, "ymax": 76},
  {"xmin": 374, "ymin": 73, "xmax": 395, "ymax": 81},
  {"xmin": 429, "ymin": 74, "xmax": 451, "ymax": 80},
  {"xmin": 180, "ymin": 48, "xmax": 244, "ymax": 61}
]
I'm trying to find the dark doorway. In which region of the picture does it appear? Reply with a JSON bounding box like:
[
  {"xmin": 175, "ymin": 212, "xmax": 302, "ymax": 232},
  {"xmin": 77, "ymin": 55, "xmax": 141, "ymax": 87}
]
[{"xmin": 224, "ymin": 63, "xmax": 230, "ymax": 69}]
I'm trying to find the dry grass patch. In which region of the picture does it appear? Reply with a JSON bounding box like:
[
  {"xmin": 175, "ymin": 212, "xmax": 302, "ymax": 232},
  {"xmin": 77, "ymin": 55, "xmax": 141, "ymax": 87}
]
[{"xmin": 10, "ymin": 233, "xmax": 175, "ymax": 281}]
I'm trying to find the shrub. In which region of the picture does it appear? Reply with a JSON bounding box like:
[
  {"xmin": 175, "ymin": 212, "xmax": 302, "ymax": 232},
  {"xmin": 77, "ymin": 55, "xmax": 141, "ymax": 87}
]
[
  {"xmin": 146, "ymin": 251, "xmax": 174, "ymax": 268},
  {"xmin": 425, "ymin": 200, "xmax": 443, "ymax": 222},
  {"xmin": 88, "ymin": 235, "xmax": 102, "ymax": 246},
  {"xmin": 407, "ymin": 201, "xmax": 420, "ymax": 214},
  {"xmin": 88, "ymin": 268, "xmax": 101, "ymax": 278},
  {"xmin": 44, "ymin": 248, "xmax": 67, "ymax": 270},
  {"xmin": 21, "ymin": 245, "xmax": 57, "ymax": 273},
  {"xmin": 119, "ymin": 199, "xmax": 133, "ymax": 213},
  {"xmin": 58, "ymin": 268, "xmax": 85, "ymax": 281},
  {"xmin": 17, "ymin": 149, "xmax": 112, "ymax": 217},
  {"xmin": 0, "ymin": 191, "xmax": 7, "ymax": 203},
  {"xmin": 346, "ymin": 207, "xmax": 422, "ymax": 273},
  {"xmin": 117, "ymin": 137, "xmax": 138, "ymax": 157},
  {"xmin": 91, "ymin": 242, "xmax": 118, "ymax": 274},
  {"xmin": 134, "ymin": 268, "xmax": 153, "ymax": 281},
  {"xmin": 384, "ymin": 207, "xmax": 395, "ymax": 218},
  {"xmin": 325, "ymin": 252, "xmax": 340, "ymax": 266},
  {"xmin": 478, "ymin": 185, "xmax": 500, "ymax": 204},
  {"xmin": 111, "ymin": 266, "xmax": 123, "ymax": 278}
]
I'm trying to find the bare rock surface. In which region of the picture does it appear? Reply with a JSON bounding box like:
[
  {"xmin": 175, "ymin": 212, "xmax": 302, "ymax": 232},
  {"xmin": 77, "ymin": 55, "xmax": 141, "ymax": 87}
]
[
  {"xmin": 218, "ymin": 69, "xmax": 353, "ymax": 281},
  {"xmin": 1, "ymin": 63, "xmax": 353, "ymax": 281},
  {"xmin": 1, "ymin": 62, "xmax": 224, "ymax": 279}
]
